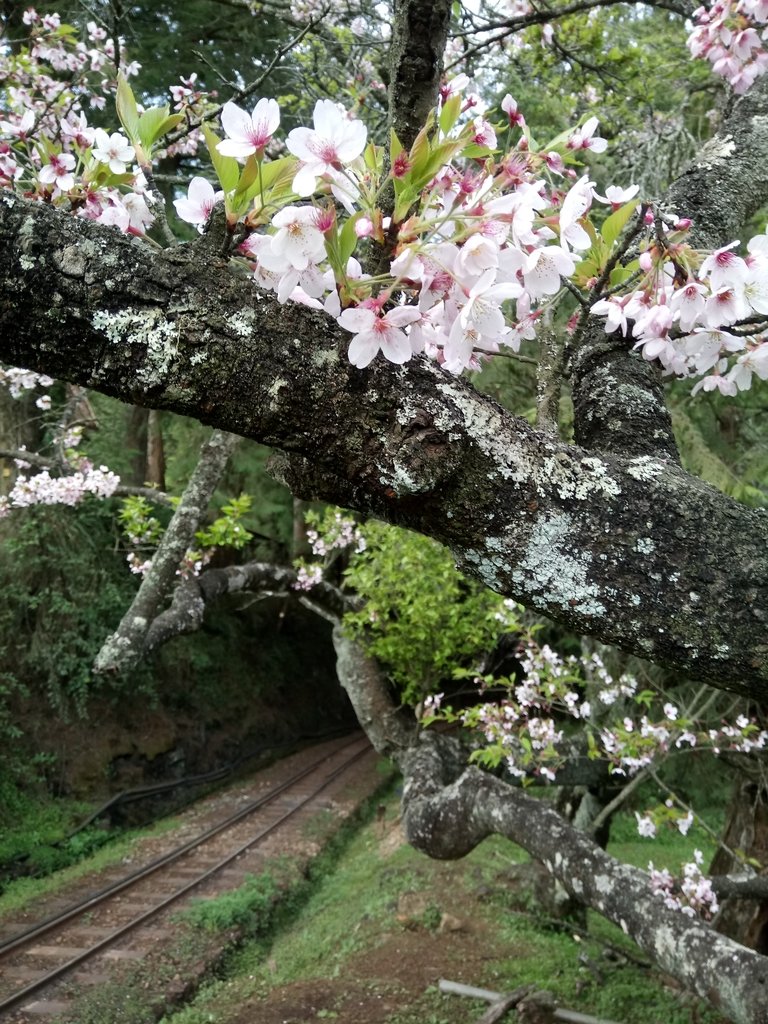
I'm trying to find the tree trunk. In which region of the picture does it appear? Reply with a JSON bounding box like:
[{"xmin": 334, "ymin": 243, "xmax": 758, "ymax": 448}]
[{"xmin": 711, "ymin": 779, "xmax": 768, "ymax": 952}]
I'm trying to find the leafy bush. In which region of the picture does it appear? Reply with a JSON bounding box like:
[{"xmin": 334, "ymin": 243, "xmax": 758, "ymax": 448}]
[
  {"xmin": 184, "ymin": 872, "xmax": 280, "ymax": 932},
  {"xmin": 342, "ymin": 522, "xmax": 516, "ymax": 705}
]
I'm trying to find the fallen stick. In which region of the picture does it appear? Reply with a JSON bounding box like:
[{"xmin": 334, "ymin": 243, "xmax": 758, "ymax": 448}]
[{"xmin": 438, "ymin": 979, "xmax": 625, "ymax": 1024}]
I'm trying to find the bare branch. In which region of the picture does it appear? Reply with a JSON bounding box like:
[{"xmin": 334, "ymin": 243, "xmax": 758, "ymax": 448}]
[{"xmin": 93, "ymin": 428, "xmax": 240, "ymax": 674}]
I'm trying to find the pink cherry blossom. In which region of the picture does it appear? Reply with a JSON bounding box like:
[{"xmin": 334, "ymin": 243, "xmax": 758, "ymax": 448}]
[
  {"xmin": 270, "ymin": 206, "xmax": 326, "ymax": 269},
  {"xmin": 286, "ymin": 99, "xmax": 367, "ymax": 197},
  {"xmin": 501, "ymin": 94, "xmax": 525, "ymax": 127},
  {"xmin": 337, "ymin": 304, "xmax": 421, "ymax": 367},
  {"xmin": 92, "ymin": 128, "xmax": 134, "ymax": 174},
  {"xmin": 520, "ymin": 245, "xmax": 575, "ymax": 298},
  {"xmin": 38, "ymin": 151, "xmax": 75, "ymax": 191},
  {"xmin": 173, "ymin": 176, "xmax": 223, "ymax": 226},
  {"xmin": 217, "ymin": 98, "xmax": 280, "ymax": 160},
  {"xmin": 566, "ymin": 116, "xmax": 607, "ymax": 153},
  {"xmin": 559, "ymin": 175, "xmax": 595, "ymax": 250},
  {"xmin": 593, "ymin": 184, "xmax": 640, "ymax": 209},
  {"xmin": 670, "ymin": 281, "xmax": 707, "ymax": 331},
  {"xmin": 0, "ymin": 109, "xmax": 35, "ymax": 140}
]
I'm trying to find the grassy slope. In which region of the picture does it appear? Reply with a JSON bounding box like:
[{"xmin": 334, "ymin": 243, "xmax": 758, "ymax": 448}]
[{"xmin": 162, "ymin": 790, "xmax": 729, "ymax": 1024}]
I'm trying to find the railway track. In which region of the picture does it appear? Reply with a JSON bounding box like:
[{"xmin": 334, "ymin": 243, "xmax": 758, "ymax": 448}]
[{"xmin": 0, "ymin": 734, "xmax": 372, "ymax": 1021}]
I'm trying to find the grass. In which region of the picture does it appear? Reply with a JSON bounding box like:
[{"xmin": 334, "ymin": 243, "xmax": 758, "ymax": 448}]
[
  {"xmin": 0, "ymin": 814, "xmax": 180, "ymax": 918},
  {"xmin": 161, "ymin": 795, "xmax": 729, "ymax": 1024}
]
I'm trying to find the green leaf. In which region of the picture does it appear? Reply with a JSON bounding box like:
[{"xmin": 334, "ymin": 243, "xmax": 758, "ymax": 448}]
[
  {"xmin": 138, "ymin": 106, "xmax": 184, "ymax": 152},
  {"xmin": 439, "ymin": 93, "xmax": 461, "ymax": 136},
  {"xmin": 202, "ymin": 122, "xmax": 239, "ymax": 194},
  {"xmin": 601, "ymin": 200, "xmax": 639, "ymax": 249},
  {"xmin": 339, "ymin": 213, "xmax": 362, "ymax": 265},
  {"xmin": 233, "ymin": 154, "xmax": 260, "ymax": 203},
  {"xmin": 390, "ymin": 129, "xmax": 403, "ymax": 165},
  {"xmin": 115, "ymin": 73, "xmax": 141, "ymax": 143}
]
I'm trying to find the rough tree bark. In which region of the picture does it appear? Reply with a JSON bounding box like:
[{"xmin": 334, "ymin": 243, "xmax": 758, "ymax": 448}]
[
  {"xmin": 2, "ymin": 185, "xmax": 768, "ymax": 695},
  {"xmin": 332, "ymin": 628, "xmax": 768, "ymax": 1024}
]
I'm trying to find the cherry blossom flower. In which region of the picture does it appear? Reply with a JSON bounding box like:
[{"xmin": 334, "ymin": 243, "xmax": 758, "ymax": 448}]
[
  {"xmin": 699, "ymin": 242, "xmax": 748, "ymax": 290},
  {"xmin": 0, "ymin": 109, "xmax": 35, "ymax": 140},
  {"xmin": 635, "ymin": 813, "xmax": 657, "ymax": 838},
  {"xmin": 670, "ymin": 281, "xmax": 707, "ymax": 331},
  {"xmin": 559, "ymin": 175, "xmax": 595, "ymax": 250},
  {"xmin": 39, "ymin": 151, "xmax": 75, "ymax": 191},
  {"xmin": 286, "ymin": 99, "xmax": 367, "ymax": 197},
  {"xmin": 173, "ymin": 176, "xmax": 223, "ymax": 227},
  {"xmin": 593, "ymin": 183, "xmax": 640, "ymax": 209},
  {"xmin": 591, "ymin": 296, "xmax": 629, "ymax": 334},
  {"xmin": 501, "ymin": 94, "xmax": 525, "ymax": 127},
  {"xmin": 472, "ymin": 117, "xmax": 497, "ymax": 148},
  {"xmin": 92, "ymin": 128, "xmax": 134, "ymax": 174},
  {"xmin": 337, "ymin": 304, "xmax": 421, "ymax": 367},
  {"xmin": 519, "ymin": 245, "xmax": 575, "ymax": 298},
  {"xmin": 217, "ymin": 98, "xmax": 280, "ymax": 160},
  {"xmin": 566, "ymin": 116, "xmax": 607, "ymax": 153},
  {"xmin": 269, "ymin": 206, "xmax": 326, "ymax": 269}
]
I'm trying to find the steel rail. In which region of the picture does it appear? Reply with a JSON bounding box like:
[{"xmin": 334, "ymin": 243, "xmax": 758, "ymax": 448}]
[
  {"xmin": 0, "ymin": 733, "xmax": 362, "ymax": 957},
  {"xmin": 0, "ymin": 736, "xmax": 370, "ymax": 1016}
]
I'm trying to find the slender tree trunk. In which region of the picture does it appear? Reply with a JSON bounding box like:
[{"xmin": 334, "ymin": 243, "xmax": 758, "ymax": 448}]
[
  {"xmin": 125, "ymin": 406, "xmax": 149, "ymax": 486},
  {"xmin": 0, "ymin": 390, "xmax": 41, "ymax": 496},
  {"xmin": 146, "ymin": 409, "xmax": 166, "ymax": 490},
  {"xmin": 711, "ymin": 779, "xmax": 768, "ymax": 952}
]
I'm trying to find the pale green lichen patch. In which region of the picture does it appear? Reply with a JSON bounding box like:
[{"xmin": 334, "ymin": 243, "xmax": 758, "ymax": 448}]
[
  {"xmin": 227, "ymin": 310, "xmax": 256, "ymax": 338},
  {"xmin": 267, "ymin": 377, "xmax": 288, "ymax": 409},
  {"xmin": 379, "ymin": 461, "xmax": 424, "ymax": 495},
  {"xmin": 435, "ymin": 380, "xmax": 531, "ymax": 482},
  {"xmin": 311, "ymin": 346, "xmax": 340, "ymax": 368},
  {"xmin": 540, "ymin": 453, "xmax": 621, "ymax": 500},
  {"xmin": 509, "ymin": 512, "xmax": 610, "ymax": 617},
  {"xmin": 91, "ymin": 307, "xmax": 178, "ymax": 385},
  {"xmin": 635, "ymin": 537, "xmax": 655, "ymax": 554},
  {"xmin": 626, "ymin": 455, "xmax": 665, "ymax": 481}
]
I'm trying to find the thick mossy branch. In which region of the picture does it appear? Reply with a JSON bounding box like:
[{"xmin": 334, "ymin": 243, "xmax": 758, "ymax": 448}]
[{"xmin": 2, "ymin": 190, "xmax": 768, "ymax": 695}]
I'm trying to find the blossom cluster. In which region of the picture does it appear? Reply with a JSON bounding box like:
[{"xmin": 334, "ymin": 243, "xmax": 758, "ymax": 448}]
[
  {"xmin": 428, "ymin": 641, "xmax": 766, "ymax": 798},
  {"xmin": 688, "ymin": 0, "xmax": 768, "ymax": 93},
  {"xmin": 184, "ymin": 86, "xmax": 622, "ymax": 373},
  {"xmin": 649, "ymin": 850, "xmax": 720, "ymax": 919},
  {"xmin": 0, "ymin": 460, "xmax": 120, "ymax": 517},
  {"xmin": 292, "ymin": 508, "xmax": 366, "ymax": 591},
  {"xmin": 306, "ymin": 509, "xmax": 367, "ymax": 558},
  {"xmin": 0, "ymin": 9, "xmax": 153, "ymax": 232},
  {"xmin": 7, "ymin": 12, "xmax": 768, "ymax": 397},
  {"xmin": 0, "ymin": 367, "xmax": 53, "ymax": 399},
  {"xmin": 591, "ymin": 229, "xmax": 768, "ymax": 396}
]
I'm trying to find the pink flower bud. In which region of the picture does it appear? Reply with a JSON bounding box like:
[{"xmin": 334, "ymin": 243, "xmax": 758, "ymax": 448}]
[{"xmin": 354, "ymin": 216, "xmax": 374, "ymax": 238}]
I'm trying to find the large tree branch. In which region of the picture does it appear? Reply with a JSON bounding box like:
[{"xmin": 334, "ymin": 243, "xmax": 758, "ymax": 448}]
[
  {"xmin": 1, "ymin": 191, "xmax": 768, "ymax": 695},
  {"xmin": 333, "ymin": 631, "xmax": 768, "ymax": 1024},
  {"xmin": 398, "ymin": 736, "xmax": 768, "ymax": 1024}
]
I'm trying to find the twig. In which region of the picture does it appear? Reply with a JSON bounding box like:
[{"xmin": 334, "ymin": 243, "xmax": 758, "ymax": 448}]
[
  {"xmin": 438, "ymin": 979, "xmax": 626, "ymax": 1024},
  {"xmin": 166, "ymin": 16, "xmax": 319, "ymax": 148}
]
